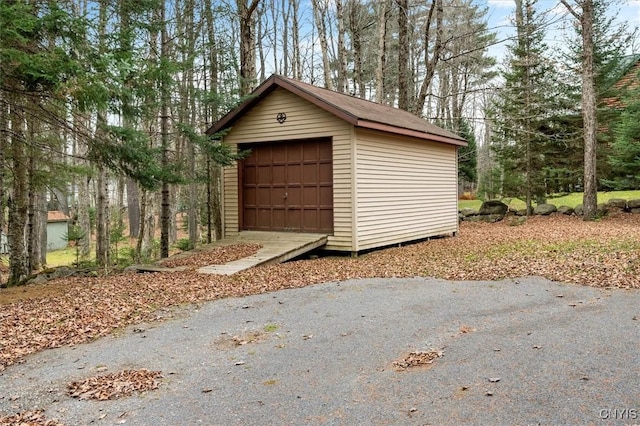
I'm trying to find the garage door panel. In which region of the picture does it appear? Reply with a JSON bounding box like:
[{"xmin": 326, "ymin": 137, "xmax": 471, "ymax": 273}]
[
  {"xmin": 257, "ymin": 166, "xmax": 271, "ymax": 183},
  {"xmin": 319, "ymin": 165, "xmax": 332, "ymax": 184},
  {"xmin": 287, "ymin": 209, "xmax": 301, "ymax": 229},
  {"xmin": 319, "ymin": 187, "xmax": 333, "ymax": 207},
  {"xmin": 287, "ymin": 145, "xmax": 303, "ymax": 162},
  {"xmin": 244, "ymin": 167, "xmax": 257, "ymax": 184},
  {"xmin": 272, "ymin": 165, "xmax": 286, "ymax": 184},
  {"xmin": 287, "ymin": 164, "xmax": 302, "ymax": 185},
  {"xmin": 244, "ymin": 210, "xmax": 257, "ymax": 228},
  {"xmin": 272, "ymin": 209, "xmax": 286, "ymax": 229},
  {"xmin": 240, "ymin": 138, "xmax": 333, "ymax": 233},
  {"xmin": 256, "ymin": 188, "xmax": 271, "ymax": 206},
  {"xmin": 287, "ymin": 186, "xmax": 302, "ymax": 205},
  {"xmin": 244, "ymin": 187, "xmax": 257, "ymax": 205},
  {"xmin": 272, "ymin": 144, "xmax": 286, "ymax": 162},
  {"xmin": 303, "ymin": 145, "xmax": 318, "ymax": 161},
  {"xmin": 302, "ymin": 210, "xmax": 318, "ymax": 229},
  {"xmin": 272, "ymin": 188, "xmax": 287, "ymax": 207},
  {"xmin": 257, "ymin": 209, "xmax": 271, "ymax": 229},
  {"xmin": 303, "ymin": 164, "xmax": 317, "ymax": 184},
  {"xmin": 303, "ymin": 187, "xmax": 318, "ymax": 206},
  {"xmin": 318, "ymin": 143, "xmax": 332, "ymax": 161},
  {"xmin": 319, "ymin": 210, "xmax": 333, "ymax": 231}
]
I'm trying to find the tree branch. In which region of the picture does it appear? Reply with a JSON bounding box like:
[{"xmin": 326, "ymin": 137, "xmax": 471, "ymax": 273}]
[{"xmin": 559, "ymin": 0, "xmax": 580, "ymax": 20}]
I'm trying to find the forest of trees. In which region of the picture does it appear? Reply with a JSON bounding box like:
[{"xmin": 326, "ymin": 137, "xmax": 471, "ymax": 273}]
[{"xmin": 0, "ymin": 0, "xmax": 638, "ymax": 286}]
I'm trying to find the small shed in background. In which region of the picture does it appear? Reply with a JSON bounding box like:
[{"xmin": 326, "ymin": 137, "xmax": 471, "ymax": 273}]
[
  {"xmin": 47, "ymin": 211, "xmax": 71, "ymax": 251},
  {"xmin": 207, "ymin": 75, "xmax": 466, "ymax": 254}
]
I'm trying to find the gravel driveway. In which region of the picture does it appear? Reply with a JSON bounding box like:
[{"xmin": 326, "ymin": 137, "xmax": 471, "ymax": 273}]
[{"xmin": 1, "ymin": 277, "xmax": 639, "ymax": 425}]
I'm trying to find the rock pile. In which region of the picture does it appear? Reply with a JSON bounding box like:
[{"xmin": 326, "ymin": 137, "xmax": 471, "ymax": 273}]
[{"xmin": 459, "ymin": 198, "xmax": 640, "ymax": 222}]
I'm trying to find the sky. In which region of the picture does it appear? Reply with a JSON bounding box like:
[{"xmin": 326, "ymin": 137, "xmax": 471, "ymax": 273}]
[{"xmin": 482, "ymin": 0, "xmax": 640, "ymax": 62}]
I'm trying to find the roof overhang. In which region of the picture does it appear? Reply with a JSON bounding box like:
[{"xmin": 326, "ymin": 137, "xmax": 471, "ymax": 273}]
[{"xmin": 355, "ymin": 120, "xmax": 467, "ymax": 146}]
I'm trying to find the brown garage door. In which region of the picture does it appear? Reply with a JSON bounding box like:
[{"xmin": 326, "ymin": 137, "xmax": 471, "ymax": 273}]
[{"xmin": 240, "ymin": 138, "xmax": 333, "ymax": 233}]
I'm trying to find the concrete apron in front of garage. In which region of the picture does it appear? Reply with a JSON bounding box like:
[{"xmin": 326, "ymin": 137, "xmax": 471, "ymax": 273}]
[{"xmin": 197, "ymin": 231, "xmax": 328, "ymax": 275}]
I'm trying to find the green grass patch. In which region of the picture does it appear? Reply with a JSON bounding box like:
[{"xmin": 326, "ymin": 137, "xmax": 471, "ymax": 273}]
[
  {"xmin": 263, "ymin": 324, "xmax": 279, "ymax": 332},
  {"xmin": 459, "ymin": 190, "xmax": 640, "ymax": 211},
  {"xmin": 46, "ymin": 247, "xmax": 78, "ymax": 267}
]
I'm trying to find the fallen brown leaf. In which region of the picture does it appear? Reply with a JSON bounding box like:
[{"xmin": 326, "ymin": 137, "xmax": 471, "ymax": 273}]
[
  {"xmin": 67, "ymin": 369, "xmax": 162, "ymax": 401},
  {"xmin": 393, "ymin": 350, "xmax": 443, "ymax": 370},
  {"xmin": 0, "ymin": 410, "xmax": 63, "ymax": 426},
  {"xmin": 159, "ymin": 244, "xmax": 261, "ymax": 269}
]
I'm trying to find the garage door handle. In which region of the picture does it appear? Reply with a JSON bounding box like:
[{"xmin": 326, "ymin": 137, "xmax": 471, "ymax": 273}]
[{"xmin": 283, "ymin": 192, "xmax": 288, "ymax": 199}]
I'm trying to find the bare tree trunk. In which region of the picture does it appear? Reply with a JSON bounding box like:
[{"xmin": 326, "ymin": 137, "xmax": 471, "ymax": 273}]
[
  {"xmin": 126, "ymin": 178, "xmax": 140, "ymax": 237},
  {"xmin": 397, "ymin": 0, "xmax": 409, "ymax": 110},
  {"xmin": 561, "ymin": 0, "xmax": 597, "ymax": 220},
  {"xmin": 0, "ymin": 90, "xmax": 6, "ymax": 283},
  {"xmin": 258, "ymin": 2, "xmax": 267, "ymax": 79},
  {"xmin": 291, "ymin": 0, "xmax": 301, "ymax": 79},
  {"xmin": 142, "ymin": 193, "xmax": 156, "ymax": 259},
  {"xmin": 347, "ymin": 1, "xmax": 364, "ymax": 98},
  {"xmin": 95, "ymin": 0, "xmax": 110, "ymax": 269},
  {"xmin": 375, "ymin": 0, "xmax": 389, "ymax": 103},
  {"xmin": 580, "ymin": 0, "xmax": 597, "ymax": 220},
  {"xmin": 160, "ymin": 1, "xmax": 171, "ymax": 258},
  {"xmin": 73, "ymin": 113, "xmax": 91, "ymax": 258},
  {"xmin": 335, "ymin": 0, "xmax": 348, "ymax": 92},
  {"xmin": 77, "ymin": 173, "xmax": 91, "ymax": 258},
  {"xmin": 135, "ymin": 189, "xmax": 146, "ymax": 263},
  {"xmin": 281, "ymin": 0, "xmax": 290, "ymax": 76},
  {"xmin": 7, "ymin": 102, "xmax": 29, "ymax": 285},
  {"xmin": 413, "ymin": 0, "xmax": 444, "ymax": 115},
  {"xmin": 95, "ymin": 161, "xmax": 110, "ymax": 269},
  {"xmin": 27, "ymin": 131, "xmax": 45, "ymax": 272},
  {"xmin": 212, "ymin": 163, "xmax": 223, "ymax": 240},
  {"xmin": 311, "ymin": 0, "xmax": 333, "ymax": 90},
  {"xmin": 37, "ymin": 188, "xmax": 47, "ymax": 267},
  {"xmin": 238, "ymin": 0, "xmax": 262, "ymax": 96}
]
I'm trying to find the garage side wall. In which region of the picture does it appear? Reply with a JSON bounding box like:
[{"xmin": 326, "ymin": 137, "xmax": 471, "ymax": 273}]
[
  {"xmin": 354, "ymin": 128, "xmax": 459, "ymax": 251},
  {"xmin": 221, "ymin": 87, "xmax": 354, "ymax": 251}
]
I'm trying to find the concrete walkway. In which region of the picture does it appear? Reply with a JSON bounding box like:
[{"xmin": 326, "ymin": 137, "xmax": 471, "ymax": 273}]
[{"xmin": 197, "ymin": 231, "xmax": 328, "ymax": 275}]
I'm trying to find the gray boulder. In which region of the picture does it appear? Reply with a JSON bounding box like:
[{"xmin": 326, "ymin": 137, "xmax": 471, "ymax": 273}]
[
  {"xmin": 479, "ymin": 200, "xmax": 508, "ymax": 216},
  {"xmin": 460, "ymin": 208, "xmax": 479, "ymax": 217},
  {"xmin": 534, "ymin": 203, "xmax": 557, "ymax": 215},
  {"xmin": 606, "ymin": 198, "xmax": 627, "ymax": 209},
  {"xmin": 480, "ymin": 214, "xmax": 505, "ymax": 223},
  {"xmin": 557, "ymin": 205, "xmax": 574, "ymax": 215},
  {"xmin": 627, "ymin": 199, "xmax": 640, "ymax": 209},
  {"xmin": 463, "ymin": 214, "xmax": 504, "ymax": 223},
  {"xmin": 574, "ymin": 203, "xmax": 608, "ymax": 216},
  {"xmin": 597, "ymin": 203, "xmax": 608, "ymax": 216}
]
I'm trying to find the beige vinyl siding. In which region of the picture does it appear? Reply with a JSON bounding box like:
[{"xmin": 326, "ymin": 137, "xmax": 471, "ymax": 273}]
[
  {"xmin": 354, "ymin": 128, "xmax": 459, "ymax": 251},
  {"xmin": 221, "ymin": 87, "xmax": 353, "ymax": 251}
]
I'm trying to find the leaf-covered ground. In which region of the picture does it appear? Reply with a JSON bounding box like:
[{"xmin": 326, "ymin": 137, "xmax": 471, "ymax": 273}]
[
  {"xmin": 1, "ymin": 215, "xmax": 639, "ymax": 373},
  {"xmin": 67, "ymin": 369, "xmax": 163, "ymax": 401},
  {"xmin": 158, "ymin": 243, "xmax": 262, "ymax": 269}
]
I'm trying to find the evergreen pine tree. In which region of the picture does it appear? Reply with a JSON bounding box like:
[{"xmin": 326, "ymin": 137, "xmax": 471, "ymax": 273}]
[{"xmin": 490, "ymin": 0, "xmax": 565, "ymax": 212}]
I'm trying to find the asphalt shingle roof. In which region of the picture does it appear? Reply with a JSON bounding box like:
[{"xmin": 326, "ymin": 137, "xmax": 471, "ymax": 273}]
[{"xmin": 206, "ymin": 75, "xmax": 466, "ymax": 146}]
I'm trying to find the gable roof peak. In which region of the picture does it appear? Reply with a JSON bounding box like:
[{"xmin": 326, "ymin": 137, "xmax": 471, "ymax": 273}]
[{"xmin": 206, "ymin": 74, "xmax": 466, "ymax": 146}]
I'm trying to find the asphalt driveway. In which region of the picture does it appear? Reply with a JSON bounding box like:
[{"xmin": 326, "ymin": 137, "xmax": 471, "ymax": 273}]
[{"xmin": 1, "ymin": 277, "xmax": 638, "ymax": 425}]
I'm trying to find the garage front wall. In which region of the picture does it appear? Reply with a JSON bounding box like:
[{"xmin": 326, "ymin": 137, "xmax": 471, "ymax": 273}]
[
  {"xmin": 221, "ymin": 87, "xmax": 354, "ymax": 251},
  {"xmin": 353, "ymin": 128, "xmax": 459, "ymax": 251}
]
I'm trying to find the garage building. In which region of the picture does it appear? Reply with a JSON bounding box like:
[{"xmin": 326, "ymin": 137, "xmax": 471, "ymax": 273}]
[{"xmin": 206, "ymin": 75, "xmax": 466, "ymax": 254}]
